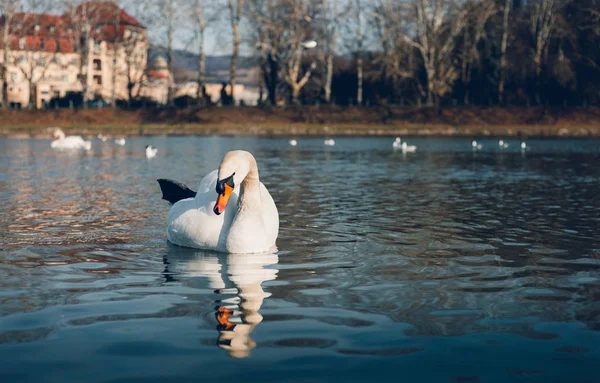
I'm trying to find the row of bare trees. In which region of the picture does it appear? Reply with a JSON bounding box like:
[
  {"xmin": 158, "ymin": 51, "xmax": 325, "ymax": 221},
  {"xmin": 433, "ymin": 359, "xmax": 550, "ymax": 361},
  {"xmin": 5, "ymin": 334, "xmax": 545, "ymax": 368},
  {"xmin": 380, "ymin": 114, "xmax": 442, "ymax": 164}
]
[{"xmin": 188, "ymin": 0, "xmax": 600, "ymax": 107}]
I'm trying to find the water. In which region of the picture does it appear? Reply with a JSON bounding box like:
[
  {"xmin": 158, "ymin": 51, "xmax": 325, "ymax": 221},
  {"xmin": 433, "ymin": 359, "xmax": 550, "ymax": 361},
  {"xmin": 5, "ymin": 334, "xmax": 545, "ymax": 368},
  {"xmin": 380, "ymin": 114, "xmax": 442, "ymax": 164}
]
[{"xmin": 1, "ymin": 136, "xmax": 599, "ymax": 382}]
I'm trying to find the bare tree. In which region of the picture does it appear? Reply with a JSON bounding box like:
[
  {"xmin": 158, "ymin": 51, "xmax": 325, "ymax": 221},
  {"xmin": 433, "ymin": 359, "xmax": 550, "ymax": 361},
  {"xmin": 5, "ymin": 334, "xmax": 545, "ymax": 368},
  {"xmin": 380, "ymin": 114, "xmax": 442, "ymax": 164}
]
[
  {"xmin": 529, "ymin": 0, "xmax": 566, "ymax": 104},
  {"xmin": 227, "ymin": 0, "xmax": 245, "ymax": 104},
  {"xmin": 498, "ymin": 0, "xmax": 511, "ymax": 104},
  {"xmin": 190, "ymin": 0, "xmax": 212, "ymax": 104},
  {"xmin": 372, "ymin": 0, "xmax": 419, "ymax": 103},
  {"xmin": 281, "ymin": 0, "xmax": 320, "ymax": 104},
  {"xmin": 0, "ymin": 0, "xmax": 20, "ymax": 109},
  {"xmin": 404, "ymin": 0, "xmax": 469, "ymax": 106},
  {"xmin": 355, "ymin": 0, "xmax": 363, "ymax": 105},
  {"xmin": 459, "ymin": 0, "xmax": 496, "ymax": 104}
]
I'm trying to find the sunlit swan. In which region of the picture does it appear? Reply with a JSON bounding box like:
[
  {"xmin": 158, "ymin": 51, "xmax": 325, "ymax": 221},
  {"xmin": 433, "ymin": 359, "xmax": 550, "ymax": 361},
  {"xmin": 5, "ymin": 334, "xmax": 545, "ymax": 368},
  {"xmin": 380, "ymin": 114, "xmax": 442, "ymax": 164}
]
[
  {"xmin": 289, "ymin": 139, "xmax": 297, "ymax": 146},
  {"xmin": 521, "ymin": 142, "xmax": 528, "ymax": 151},
  {"xmin": 472, "ymin": 140, "xmax": 483, "ymax": 150},
  {"xmin": 145, "ymin": 145, "xmax": 158, "ymax": 158},
  {"xmin": 158, "ymin": 150, "xmax": 279, "ymax": 253},
  {"xmin": 324, "ymin": 138, "xmax": 335, "ymax": 146},
  {"xmin": 393, "ymin": 137, "xmax": 401, "ymax": 148},
  {"xmin": 498, "ymin": 139, "xmax": 509, "ymax": 149},
  {"xmin": 97, "ymin": 134, "xmax": 107, "ymax": 142},
  {"xmin": 115, "ymin": 138, "xmax": 126, "ymax": 146},
  {"xmin": 50, "ymin": 128, "xmax": 91, "ymax": 150},
  {"xmin": 401, "ymin": 141, "xmax": 417, "ymax": 153},
  {"xmin": 166, "ymin": 248, "xmax": 278, "ymax": 358}
]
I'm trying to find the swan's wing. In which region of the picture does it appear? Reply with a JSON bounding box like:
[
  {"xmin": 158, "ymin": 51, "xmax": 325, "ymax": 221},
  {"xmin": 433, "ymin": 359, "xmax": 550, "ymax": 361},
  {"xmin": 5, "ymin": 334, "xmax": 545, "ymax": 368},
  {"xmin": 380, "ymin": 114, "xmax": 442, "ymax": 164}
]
[
  {"xmin": 259, "ymin": 183, "xmax": 279, "ymax": 245},
  {"xmin": 157, "ymin": 179, "xmax": 197, "ymax": 204}
]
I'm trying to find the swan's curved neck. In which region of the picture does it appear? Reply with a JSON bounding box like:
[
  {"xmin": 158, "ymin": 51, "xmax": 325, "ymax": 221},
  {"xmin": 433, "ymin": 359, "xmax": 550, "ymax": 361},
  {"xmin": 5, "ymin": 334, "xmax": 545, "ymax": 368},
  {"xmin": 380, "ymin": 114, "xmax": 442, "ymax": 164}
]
[{"xmin": 237, "ymin": 156, "xmax": 261, "ymax": 213}]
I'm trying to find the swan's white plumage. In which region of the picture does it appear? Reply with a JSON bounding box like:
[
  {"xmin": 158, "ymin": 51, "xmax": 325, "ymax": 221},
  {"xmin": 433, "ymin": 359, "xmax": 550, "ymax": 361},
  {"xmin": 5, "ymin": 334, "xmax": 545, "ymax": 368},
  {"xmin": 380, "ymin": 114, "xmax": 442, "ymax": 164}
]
[
  {"xmin": 166, "ymin": 152, "xmax": 279, "ymax": 254},
  {"xmin": 146, "ymin": 145, "xmax": 158, "ymax": 158},
  {"xmin": 50, "ymin": 128, "xmax": 91, "ymax": 150},
  {"xmin": 393, "ymin": 137, "xmax": 401, "ymax": 148},
  {"xmin": 115, "ymin": 138, "xmax": 126, "ymax": 146}
]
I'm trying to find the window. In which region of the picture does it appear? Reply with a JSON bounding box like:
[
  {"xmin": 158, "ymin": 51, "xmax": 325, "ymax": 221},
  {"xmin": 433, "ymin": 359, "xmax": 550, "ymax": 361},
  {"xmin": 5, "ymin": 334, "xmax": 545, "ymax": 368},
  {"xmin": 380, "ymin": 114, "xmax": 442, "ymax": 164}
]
[
  {"xmin": 9, "ymin": 72, "xmax": 17, "ymax": 83},
  {"xmin": 49, "ymin": 26, "xmax": 55, "ymax": 32},
  {"xmin": 93, "ymin": 59, "xmax": 102, "ymax": 71},
  {"xmin": 94, "ymin": 40, "xmax": 101, "ymax": 53},
  {"xmin": 34, "ymin": 25, "xmax": 40, "ymax": 31},
  {"xmin": 39, "ymin": 38, "xmax": 45, "ymax": 50},
  {"xmin": 94, "ymin": 75, "xmax": 102, "ymax": 85},
  {"xmin": 19, "ymin": 37, "xmax": 26, "ymax": 50}
]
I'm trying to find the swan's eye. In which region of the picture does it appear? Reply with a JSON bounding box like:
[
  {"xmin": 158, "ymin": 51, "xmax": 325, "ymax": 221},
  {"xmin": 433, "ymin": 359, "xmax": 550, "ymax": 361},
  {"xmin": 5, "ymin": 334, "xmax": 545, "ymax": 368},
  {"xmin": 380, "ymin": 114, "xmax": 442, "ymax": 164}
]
[{"xmin": 216, "ymin": 173, "xmax": 235, "ymax": 195}]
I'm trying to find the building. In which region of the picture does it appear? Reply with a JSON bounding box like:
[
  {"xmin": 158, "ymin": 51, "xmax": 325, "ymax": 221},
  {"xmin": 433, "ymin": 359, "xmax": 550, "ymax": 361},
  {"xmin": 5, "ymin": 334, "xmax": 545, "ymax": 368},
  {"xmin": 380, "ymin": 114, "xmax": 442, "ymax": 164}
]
[{"xmin": 0, "ymin": 1, "xmax": 160, "ymax": 109}]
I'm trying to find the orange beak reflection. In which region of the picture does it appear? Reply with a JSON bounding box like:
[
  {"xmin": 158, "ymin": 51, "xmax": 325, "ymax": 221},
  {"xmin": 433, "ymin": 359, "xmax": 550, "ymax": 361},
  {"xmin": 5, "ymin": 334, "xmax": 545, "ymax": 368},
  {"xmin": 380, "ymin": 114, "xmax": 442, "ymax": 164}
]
[{"xmin": 214, "ymin": 183, "xmax": 233, "ymax": 215}]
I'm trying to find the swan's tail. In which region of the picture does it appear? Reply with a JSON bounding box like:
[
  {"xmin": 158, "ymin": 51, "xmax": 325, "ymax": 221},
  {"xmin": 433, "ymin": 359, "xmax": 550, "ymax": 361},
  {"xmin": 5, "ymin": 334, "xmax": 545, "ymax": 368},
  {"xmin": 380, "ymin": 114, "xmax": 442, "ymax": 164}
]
[{"xmin": 157, "ymin": 179, "xmax": 197, "ymax": 204}]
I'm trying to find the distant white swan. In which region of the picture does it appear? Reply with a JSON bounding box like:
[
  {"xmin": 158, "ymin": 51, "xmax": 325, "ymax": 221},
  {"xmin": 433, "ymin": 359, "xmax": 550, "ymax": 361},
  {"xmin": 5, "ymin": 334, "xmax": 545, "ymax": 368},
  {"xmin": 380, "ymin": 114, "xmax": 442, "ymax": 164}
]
[
  {"xmin": 97, "ymin": 134, "xmax": 107, "ymax": 142},
  {"xmin": 324, "ymin": 138, "xmax": 335, "ymax": 146},
  {"xmin": 393, "ymin": 137, "xmax": 401, "ymax": 148},
  {"xmin": 145, "ymin": 145, "xmax": 158, "ymax": 158},
  {"xmin": 50, "ymin": 128, "xmax": 91, "ymax": 150},
  {"xmin": 498, "ymin": 139, "xmax": 509, "ymax": 149},
  {"xmin": 472, "ymin": 140, "xmax": 483, "ymax": 150},
  {"xmin": 401, "ymin": 141, "xmax": 417, "ymax": 153},
  {"xmin": 115, "ymin": 138, "xmax": 126, "ymax": 146},
  {"xmin": 289, "ymin": 139, "xmax": 297, "ymax": 146},
  {"xmin": 521, "ymin": 142, "xmax": 528, "ymax": 151}
]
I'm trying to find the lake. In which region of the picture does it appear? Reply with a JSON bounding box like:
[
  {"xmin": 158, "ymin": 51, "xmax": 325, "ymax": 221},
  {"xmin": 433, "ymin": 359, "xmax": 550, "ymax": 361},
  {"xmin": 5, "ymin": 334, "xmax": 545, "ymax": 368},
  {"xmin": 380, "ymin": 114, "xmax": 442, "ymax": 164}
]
[{"xmin": 0, "ymin": 136, "xmax": 599, "ymax": 383}]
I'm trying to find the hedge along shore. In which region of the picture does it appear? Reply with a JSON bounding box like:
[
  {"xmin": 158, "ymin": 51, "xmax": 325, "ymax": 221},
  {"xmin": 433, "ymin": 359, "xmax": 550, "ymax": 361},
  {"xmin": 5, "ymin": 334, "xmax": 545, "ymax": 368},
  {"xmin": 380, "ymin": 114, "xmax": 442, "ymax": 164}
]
[{"xmin": 1, "ymin": 106, "xmax": 599, "ymax": 138}]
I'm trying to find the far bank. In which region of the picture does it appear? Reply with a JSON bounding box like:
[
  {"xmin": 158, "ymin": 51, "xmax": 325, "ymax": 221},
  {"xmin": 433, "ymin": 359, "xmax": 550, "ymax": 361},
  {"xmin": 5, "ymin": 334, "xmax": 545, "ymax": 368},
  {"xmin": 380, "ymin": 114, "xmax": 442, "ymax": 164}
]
[{"xmin": 1, "ymin": 106, "xmax": 599, "ymax": 138}]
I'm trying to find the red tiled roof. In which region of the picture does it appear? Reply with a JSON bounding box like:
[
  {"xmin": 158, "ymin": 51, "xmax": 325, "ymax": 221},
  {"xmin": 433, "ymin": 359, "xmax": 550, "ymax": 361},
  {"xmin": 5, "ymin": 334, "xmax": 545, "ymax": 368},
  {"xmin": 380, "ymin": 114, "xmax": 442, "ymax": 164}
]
[
  {"xmin": 147, "ymin": 69, "xmax": 169, "ymax": 80},
  {"xmin": 0, "ymin": 1, "xmax": 145, "ymax": 51}
]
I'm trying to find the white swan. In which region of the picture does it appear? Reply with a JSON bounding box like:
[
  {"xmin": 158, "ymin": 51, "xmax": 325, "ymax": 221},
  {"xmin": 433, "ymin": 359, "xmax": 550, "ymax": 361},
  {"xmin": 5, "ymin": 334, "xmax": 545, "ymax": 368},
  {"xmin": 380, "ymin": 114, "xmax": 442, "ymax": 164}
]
[
  {"xmin": 145, "ymin": 145, "xmax": 158, "ymax": 158},
  {"xmin": 393, "ymin": 137, "xmax": 401, "ymax": 148},
  {"xmin": 115, "ymin": 138, "xmax": 126, "ymax": 146},
  {"xmin": 472, "ymin": 140, "xmax": 483, "ymax": 150},
  {"xmin": 324, "ymin": 138, "xmax": 335, "ymax": 146},
  {"xmin": 521, "ymin": 142, "xmax": 528, "ymax": 151},
  {"xmin": 158, "ymin": 150, "xmax": 279, "ymax": 254},
  {"xmin": 401, "ymin": 141, "xmax": 417, "ymax": 153},
  {"xmin": 498, "ymin": 139, "xmax": 509, "ymax": 149},
  {"xmin": 50, "ymin": 128, "xmax": 91, "ymax": 150},
  {"xmin": 289, "ymin": 139, "xmax": 297, "ymax": 146},
  {"xmin": 97, "ymin": 134, "xmax": 107, "ymax": 142}
]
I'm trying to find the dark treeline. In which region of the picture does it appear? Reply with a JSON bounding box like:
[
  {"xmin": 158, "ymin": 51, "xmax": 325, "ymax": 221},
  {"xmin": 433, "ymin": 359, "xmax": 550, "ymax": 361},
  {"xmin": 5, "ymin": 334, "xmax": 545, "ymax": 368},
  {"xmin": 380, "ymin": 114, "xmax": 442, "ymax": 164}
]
[{"xmin": 244, "ymin": 0, "xmax": 600, "ymax": 107}]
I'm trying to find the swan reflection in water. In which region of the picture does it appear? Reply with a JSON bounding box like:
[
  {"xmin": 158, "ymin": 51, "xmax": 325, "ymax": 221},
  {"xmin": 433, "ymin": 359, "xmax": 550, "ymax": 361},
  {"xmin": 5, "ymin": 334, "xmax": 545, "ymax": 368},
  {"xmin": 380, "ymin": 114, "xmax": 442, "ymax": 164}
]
[{"xmin": 164, "ymin": 244, "xmax": 279, "ymax": 358}]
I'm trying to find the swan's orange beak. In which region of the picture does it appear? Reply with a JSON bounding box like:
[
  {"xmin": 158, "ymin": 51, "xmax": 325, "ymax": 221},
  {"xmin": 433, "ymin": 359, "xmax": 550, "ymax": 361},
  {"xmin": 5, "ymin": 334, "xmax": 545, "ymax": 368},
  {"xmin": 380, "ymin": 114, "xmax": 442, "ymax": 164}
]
[{"xmin": 214, "ymin": 183, "xmax": 233, "ymax": 215}]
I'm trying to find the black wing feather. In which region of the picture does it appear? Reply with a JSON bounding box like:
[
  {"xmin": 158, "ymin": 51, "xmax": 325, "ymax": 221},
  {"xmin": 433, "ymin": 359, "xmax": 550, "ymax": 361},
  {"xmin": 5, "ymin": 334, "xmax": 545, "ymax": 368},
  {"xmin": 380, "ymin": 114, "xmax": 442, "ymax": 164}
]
[{"xmin": 157, "ymin": 179, "xmax": 197, "ymax": 204}]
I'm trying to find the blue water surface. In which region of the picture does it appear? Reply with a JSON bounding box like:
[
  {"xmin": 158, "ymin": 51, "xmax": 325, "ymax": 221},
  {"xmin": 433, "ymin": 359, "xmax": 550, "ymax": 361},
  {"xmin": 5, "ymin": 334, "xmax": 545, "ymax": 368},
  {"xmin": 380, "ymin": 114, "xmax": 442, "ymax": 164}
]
[{"xmin": 0, "ymin": 136, "xmax": 599, "ymax": 383}]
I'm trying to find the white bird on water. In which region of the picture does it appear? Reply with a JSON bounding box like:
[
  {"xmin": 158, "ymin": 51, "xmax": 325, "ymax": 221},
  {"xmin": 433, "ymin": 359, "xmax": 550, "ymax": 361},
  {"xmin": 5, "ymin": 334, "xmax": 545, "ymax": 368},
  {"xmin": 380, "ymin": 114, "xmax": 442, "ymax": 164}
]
[
  {"xmin": 289, "ymin": 139, "xmax": 297, "ymax": 146},
  {"xmin": 472, "ymin": 140, "xmax": 483, "ymax": 150},
  {"xmin": 324, "ymin": 138, "xmax": 335, "ymax": 146},
  {"xmin": 401, "ymin": 141, "xmax": 417, "ymax": 153},
  {"xmin": 97, "ymin": 133, "xmax": 107, "ymax": 142},
  {"xmin": 393, "ymin": 137, "xmax": 401, "ymax": 148},
  {"xmin": 521, "ymin": 142, "xmax": 528, "ymax": 151},
  {"xmin": 115, "ymin": 138, "xmax": 126, "ymax": 146},
  {"xmin": 50, "ymin": 128, "xmax": 91, "ymax": 150},
  {"xmin": 498, "ymin": 139, "xmax": 509, "ymax": 149},
  {"xmin": 145, "ymin": 145, "xmax": 158, "ymax": 158}
]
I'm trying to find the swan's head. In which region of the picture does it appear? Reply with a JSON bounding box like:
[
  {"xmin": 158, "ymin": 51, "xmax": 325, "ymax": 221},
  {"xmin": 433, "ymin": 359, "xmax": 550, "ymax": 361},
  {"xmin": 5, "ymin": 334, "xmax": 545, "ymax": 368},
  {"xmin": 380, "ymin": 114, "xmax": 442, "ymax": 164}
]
[
  {"xmin": 214, "ymin": 150, "xmax": 255, "ymax": 215},
  {"xmin": 52, "ymin": 128, "xmax": 65, "ymax": 140}
]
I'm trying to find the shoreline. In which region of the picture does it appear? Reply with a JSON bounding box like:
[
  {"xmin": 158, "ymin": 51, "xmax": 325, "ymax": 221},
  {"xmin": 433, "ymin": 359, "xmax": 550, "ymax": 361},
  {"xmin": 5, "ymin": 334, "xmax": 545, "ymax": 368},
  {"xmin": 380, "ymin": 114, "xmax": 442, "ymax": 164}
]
[
  {"xmin": 2, "ymin": 124, "xmax": 599, "ymax": 138},
  {"xmin": 1, "ymin": 106, "xmax": 599, "ymax": 138}
]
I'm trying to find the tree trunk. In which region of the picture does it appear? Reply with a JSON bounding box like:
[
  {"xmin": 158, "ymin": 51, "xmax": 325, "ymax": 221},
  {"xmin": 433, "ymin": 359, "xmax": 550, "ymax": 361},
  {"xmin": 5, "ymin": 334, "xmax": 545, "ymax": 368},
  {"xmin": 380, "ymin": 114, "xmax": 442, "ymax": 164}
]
[
  {"xmin": 167, "ymin": 9, "xmax": 174, "ymax": 106},
  {"xmin": 325, "ymin": 51, "xmax": 333, "ymax": 103},
  {"xmin": 230, "ymin": 23, "xmax": 239, "ymax": 103},
  {"xmin": 196, "ymin": 30, "xmax": 205, "ymax": 103},
  {"xmin": 267, "ymin": 51, "xmax": 277, "ymax": 106},
  {"xmin": 356, "ymin": 0, "xmax": 363, "ymax": 106},
  {"xmin": 498, "ymin": 0, "xmax": 510, "ymax": 105},
  {"xmin": 2, "ymin": 9, "xmax": 10, "ymax": 110}
]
